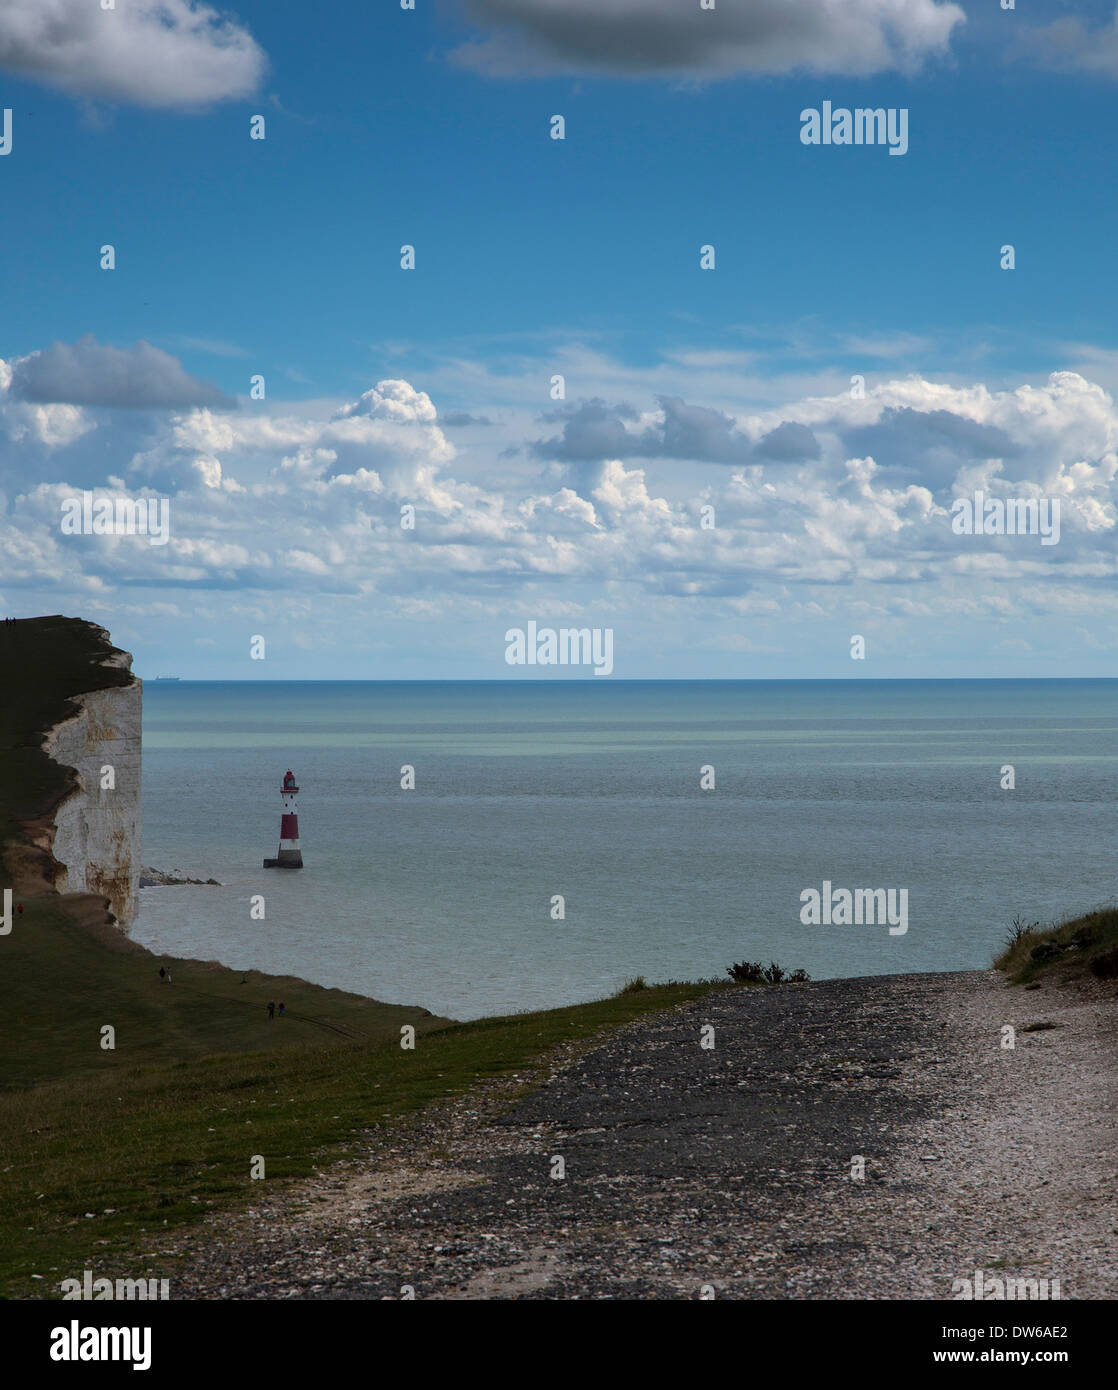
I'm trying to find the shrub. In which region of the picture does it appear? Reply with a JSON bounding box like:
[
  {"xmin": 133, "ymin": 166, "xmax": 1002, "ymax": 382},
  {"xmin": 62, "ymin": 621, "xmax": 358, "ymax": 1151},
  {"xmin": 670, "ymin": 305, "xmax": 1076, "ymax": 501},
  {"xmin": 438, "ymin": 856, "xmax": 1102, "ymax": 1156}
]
[
  {"xmin": 1005, "ymin": 914, "xmax": 1041, "ymax": 951},
  {"xmin": 726, "ymin": 961, "xmax": 810, "ymax": 985},
  {"xmin": 994, "ymin": 904, "xmax": 1118, "ymax": 982}
]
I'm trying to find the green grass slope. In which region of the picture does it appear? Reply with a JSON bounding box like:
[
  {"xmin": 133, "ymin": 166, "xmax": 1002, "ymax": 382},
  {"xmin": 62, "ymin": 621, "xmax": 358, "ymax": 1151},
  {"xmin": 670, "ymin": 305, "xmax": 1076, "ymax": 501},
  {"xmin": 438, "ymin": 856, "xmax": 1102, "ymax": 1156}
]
[
  {"xmin": 0, "ymin": 894, "xmax": 716, "ymax": 1297},
  {"xmin": 994, "ymin": 906, "xmax": 1118, "ymax": 985},
  {"xmin": 3, "ymin": 898, "xmax": 449, "ymax": 1090}
]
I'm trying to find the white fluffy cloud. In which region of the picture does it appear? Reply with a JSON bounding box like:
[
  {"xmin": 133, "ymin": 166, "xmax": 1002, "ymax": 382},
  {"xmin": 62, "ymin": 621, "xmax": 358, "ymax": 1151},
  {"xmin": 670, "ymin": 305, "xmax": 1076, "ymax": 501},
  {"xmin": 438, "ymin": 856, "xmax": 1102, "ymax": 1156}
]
[
  {"xmin": 7, "ymin": 366, "xmax": 1118, "ymax": 657},
  {"xmin": 455, "ymin": 0, "xmax": 965, "ymax": 78},
  {"xmin": 4, "ymin": 400, "xmax": 93, "ymax": 450},
  {"xmin": 333, "ymin": 380, "xmax": 439, "ymax": 426},
  {"xmin": 0, "ymin": 0, "xmax": 265, "ymax": 108}
]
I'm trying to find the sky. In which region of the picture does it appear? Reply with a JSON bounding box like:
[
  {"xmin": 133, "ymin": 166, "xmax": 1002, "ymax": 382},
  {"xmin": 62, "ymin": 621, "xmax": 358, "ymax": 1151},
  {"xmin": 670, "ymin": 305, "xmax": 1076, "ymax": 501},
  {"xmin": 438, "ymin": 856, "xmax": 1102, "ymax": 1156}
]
[{"xmin": 2, "ymin": 0, "xmax": 1118, "ymax": 678}]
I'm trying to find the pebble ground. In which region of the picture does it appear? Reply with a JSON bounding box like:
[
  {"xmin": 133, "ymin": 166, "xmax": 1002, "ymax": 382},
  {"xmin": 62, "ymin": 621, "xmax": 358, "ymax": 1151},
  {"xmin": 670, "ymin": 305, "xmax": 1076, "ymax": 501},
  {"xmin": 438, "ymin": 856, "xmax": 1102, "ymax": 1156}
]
[{"xmin": 168, "ymin": 970, "xmax": 1117, "ymax": 1299}]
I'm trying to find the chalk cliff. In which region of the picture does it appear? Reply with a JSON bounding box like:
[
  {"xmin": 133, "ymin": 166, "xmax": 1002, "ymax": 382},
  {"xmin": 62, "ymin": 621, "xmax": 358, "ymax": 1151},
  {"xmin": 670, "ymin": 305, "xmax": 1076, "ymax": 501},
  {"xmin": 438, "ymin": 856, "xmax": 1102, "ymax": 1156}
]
[
  {"xmin": 43, "ymin": 656, "xmax": 142, "ymax": 925},
  {"xmin": 1, "ymin": 616, "xmax": 141, "ymax": 928}
]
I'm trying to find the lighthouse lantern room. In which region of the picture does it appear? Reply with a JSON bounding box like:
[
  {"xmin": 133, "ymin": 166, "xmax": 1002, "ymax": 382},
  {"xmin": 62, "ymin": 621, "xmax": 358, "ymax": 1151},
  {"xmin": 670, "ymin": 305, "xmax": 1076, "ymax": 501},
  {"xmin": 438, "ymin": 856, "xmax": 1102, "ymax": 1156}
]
[{"xmin": 263, "ymin": 769, "xmax": 303, "ymax": 868}]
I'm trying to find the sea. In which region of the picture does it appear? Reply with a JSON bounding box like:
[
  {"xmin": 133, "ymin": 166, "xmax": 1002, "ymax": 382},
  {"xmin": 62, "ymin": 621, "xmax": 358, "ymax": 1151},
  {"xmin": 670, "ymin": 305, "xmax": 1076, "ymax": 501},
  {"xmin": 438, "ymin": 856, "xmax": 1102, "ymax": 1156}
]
[{"xmin": 131, "ymin": 680, "xmax": 1118, "ymax": 1020}]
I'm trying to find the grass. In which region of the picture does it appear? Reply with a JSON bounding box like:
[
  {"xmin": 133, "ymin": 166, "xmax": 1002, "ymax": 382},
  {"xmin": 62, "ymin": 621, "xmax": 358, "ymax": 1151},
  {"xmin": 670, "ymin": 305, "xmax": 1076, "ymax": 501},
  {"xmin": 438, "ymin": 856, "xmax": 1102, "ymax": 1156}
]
[
  {"xmin": 1, "ymin": 897, "xmax": 449, "ymax": 1090},
  {"xmin": 617, "ymin": 975, "xmax": 648, "ymax": 994},
  {"xmin": 1, "ymin": 897, "xmax": 721, "ymax": 1298},
  {"xmin": 994, "ymin": 906, "xmax": 1118, "ymax": 984}
]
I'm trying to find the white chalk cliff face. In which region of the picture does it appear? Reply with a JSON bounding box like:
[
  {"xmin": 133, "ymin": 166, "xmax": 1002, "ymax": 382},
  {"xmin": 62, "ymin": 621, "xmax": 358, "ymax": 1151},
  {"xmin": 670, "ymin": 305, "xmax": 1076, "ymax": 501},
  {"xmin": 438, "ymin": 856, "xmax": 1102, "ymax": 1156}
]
[{"xmin": 43, "ymin": 652, "xmax": 142, "ymax": 927}]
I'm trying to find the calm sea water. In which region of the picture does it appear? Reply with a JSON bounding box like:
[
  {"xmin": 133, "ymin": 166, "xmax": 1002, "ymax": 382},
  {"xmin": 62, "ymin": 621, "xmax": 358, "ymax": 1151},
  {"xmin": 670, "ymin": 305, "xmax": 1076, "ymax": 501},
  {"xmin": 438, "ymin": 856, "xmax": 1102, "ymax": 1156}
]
[{"xmin": 132, "ymin": 680, "xmax": 1118, "ymax": 1020}]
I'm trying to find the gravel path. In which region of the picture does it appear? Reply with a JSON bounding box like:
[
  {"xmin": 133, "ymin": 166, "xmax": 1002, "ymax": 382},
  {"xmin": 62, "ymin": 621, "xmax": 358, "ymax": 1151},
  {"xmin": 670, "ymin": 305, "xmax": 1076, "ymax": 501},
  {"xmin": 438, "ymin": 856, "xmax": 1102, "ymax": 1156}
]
[{"xmin": 170, "ymin": 970, "xmax": 1117, "ymax": 1299}]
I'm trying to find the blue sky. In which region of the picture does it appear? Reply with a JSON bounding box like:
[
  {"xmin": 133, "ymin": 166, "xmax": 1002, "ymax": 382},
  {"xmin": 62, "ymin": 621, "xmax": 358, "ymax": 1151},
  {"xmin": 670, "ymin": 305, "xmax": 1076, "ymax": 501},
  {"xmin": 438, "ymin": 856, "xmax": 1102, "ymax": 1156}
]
[{"xmin": 3, "ymin": 0, "xmax": 1118, "ymax": 678}]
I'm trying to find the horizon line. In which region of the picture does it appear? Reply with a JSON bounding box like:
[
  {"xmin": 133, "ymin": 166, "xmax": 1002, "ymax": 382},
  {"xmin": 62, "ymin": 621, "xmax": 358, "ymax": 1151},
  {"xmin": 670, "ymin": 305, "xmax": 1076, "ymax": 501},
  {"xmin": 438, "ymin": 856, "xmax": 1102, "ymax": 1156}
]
[{"xmin": 140, "ymin": 675, "xmax": 1118, "ymax": 684}]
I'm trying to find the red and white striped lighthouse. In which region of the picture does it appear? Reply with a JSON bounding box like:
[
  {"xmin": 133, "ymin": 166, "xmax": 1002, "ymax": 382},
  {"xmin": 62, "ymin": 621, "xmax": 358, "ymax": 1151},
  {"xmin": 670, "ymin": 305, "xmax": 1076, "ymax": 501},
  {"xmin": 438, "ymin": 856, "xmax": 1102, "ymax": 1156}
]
[{"xmin": 263, "ymin": 769, "xmax": 303, "ymax": 869}]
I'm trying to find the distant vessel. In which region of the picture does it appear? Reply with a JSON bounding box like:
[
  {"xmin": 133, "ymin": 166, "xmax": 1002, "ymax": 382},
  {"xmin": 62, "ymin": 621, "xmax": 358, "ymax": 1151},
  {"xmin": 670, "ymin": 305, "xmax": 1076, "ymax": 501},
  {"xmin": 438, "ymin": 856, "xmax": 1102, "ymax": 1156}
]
[{"xmin": 153, "ymin": 676, "xmax": 181, "ymax": 682}]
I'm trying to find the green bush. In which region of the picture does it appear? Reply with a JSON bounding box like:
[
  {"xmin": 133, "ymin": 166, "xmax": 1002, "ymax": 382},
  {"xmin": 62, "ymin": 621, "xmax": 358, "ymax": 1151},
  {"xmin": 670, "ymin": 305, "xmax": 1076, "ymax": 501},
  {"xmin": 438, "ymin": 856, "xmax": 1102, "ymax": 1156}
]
[
  {"xmin": 726, "ymin": 961, "xmax": 809, "ymax": 985},
  {"xmin": 617, "ymin": 975, "xmax": 648, "ymax": 995}
]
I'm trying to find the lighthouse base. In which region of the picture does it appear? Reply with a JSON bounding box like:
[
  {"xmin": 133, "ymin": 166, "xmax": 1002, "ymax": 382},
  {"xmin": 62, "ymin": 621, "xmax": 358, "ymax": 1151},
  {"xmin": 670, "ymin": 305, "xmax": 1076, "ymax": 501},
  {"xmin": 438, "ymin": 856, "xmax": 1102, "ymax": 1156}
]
[{"xmin": 263, "ymin": 850, "xmax": 303, "ymax": 868}]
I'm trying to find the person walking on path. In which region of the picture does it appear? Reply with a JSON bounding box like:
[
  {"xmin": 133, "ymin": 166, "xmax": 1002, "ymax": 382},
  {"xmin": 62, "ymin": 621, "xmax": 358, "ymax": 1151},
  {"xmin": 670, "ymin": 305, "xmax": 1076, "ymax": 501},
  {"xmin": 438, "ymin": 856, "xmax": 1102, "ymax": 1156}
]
[{"xmin": 267, "ymin": 1000, "xmax": 275, "ymax": 1020}]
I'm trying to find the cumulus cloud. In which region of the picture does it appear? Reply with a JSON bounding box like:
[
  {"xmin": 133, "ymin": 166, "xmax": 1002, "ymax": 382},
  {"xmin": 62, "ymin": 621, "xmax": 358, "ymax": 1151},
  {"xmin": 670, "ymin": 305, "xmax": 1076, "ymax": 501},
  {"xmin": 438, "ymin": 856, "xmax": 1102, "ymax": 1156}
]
[
  {"xmin": 588, "ymin": 458, "xmax": 672, "ymax": 521},
  {"xmin": 9, "ymin": 336, "xmax": 234, "ymax": 410},
  {"xmin": 840, "ymin": 406, "xmax": 1019, "ymax": 489},
  {"xmin": 655, "ymin": 396, "xmax": 757, "ymax": 464},
  {"xmin": 0, "ymin": 0, "xmax": 266, "ymax": 108},
  {"xmin": 324, "ymin": 380, "xmax": 455, "ymax": 488},
  {"xmin": 3, "ymin": 400, "xmax": 94, "ymax": 450},
  {"xmin": 121, "ymin": 379, "xmax": 457, "ymax": 498},
  {"xmin": 754, "ymin": 421, "xmax": 821, "ymax": 463},
  {"xmin": 532, "ymin": 394, "xmax": 827, "ymax": 469},
  {"xmin": 332, "ymin": 380, "xmax": 439, "ymax": 426},
  {"xmin": 454, "ymin": 0, "xmax": 965, "ymax": 78},
  {"xmin": 520, "ymin": 486, "xmax": 600, "ymax": 532},
  {"xmin": 795, "ymin": 372, "xmax": 1118, "ymax": 506},
  {"xmin": 6, "ymin": 367, "xmax": 1118, "ymax": 641},
  {"xmin": 533, "ymin": 395, "xmax": 755, "ymax": 464},
  {"xmin": 532, "ymin": 398, "xmax": 641, "ymax": 461}
]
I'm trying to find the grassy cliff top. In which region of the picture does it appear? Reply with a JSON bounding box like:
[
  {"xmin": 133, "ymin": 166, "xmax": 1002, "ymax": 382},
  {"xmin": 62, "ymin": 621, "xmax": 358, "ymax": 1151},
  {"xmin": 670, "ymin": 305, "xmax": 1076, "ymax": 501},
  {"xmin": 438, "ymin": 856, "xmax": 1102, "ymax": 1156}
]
[
  {"xmin": 0, "ymin": 893, "xmax": 716, "ymax": 1295},
  {"xmin": 0, "ymin": 615, "xmax": 137, "ymax": 890},
  {"xmin": 995, "ymin": 905, "xmax": 1118, "ymax": 985},
  {"xmin": 1, "ymin": 895, "xmax": 450, "ymax": 1091}
]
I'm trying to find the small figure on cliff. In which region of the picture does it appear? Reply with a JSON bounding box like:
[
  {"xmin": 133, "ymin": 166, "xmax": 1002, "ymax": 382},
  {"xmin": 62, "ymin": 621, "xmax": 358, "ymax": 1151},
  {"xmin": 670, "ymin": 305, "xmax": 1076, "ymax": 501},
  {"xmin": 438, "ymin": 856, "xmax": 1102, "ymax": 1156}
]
[
  {"xmin": 158, "ymin": 967, "xmax": 165, "ymax": 980},
  {"xmin": 278, "ymin": 1002, "xmax": 286, "ymax": 1016},
  {"xmin": 267, "ymin": 1000, "xmax": 275, "ymax": 1020}
]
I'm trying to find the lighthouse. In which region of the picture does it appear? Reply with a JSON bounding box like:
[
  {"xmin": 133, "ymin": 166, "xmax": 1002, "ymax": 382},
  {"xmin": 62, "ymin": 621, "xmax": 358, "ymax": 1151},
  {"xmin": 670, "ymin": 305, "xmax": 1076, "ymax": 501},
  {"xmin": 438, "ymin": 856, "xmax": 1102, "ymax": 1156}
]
[{"xmin": 263, "ymin": 770, "xmax": 303, "ymax": 868}]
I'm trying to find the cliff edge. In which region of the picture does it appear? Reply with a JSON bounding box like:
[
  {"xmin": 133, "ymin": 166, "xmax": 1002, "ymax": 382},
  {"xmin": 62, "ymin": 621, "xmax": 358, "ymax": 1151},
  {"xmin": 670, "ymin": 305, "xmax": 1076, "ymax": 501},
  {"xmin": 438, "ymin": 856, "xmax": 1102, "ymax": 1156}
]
[{"xmin": 0, "ymin": 615, "xmax": 141, "ymax": 927}]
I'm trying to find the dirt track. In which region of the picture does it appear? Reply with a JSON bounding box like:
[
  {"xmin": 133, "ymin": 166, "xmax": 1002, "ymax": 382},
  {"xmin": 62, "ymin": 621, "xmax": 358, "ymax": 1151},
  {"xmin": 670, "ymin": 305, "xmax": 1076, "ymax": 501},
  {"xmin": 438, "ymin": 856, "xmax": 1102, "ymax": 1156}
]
[{"xmin": 171, "ymin": 970, "xmax": 1118, "ymax": 1299}]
